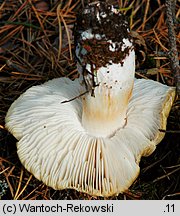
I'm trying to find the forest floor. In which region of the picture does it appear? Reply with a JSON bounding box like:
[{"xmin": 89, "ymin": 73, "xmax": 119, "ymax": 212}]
[{"xmin": 0, "ymin": 0, "xmax": 179, "ymax": 200}]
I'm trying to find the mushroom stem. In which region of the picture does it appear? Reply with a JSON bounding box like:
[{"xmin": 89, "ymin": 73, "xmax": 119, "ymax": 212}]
[
  {"xmin": 74, "ymin": 2, "xmax": 136, "ymax": 138},
  {"xmin": 79, "ymin": 41, "xmax": 135, "ymax": 138}
]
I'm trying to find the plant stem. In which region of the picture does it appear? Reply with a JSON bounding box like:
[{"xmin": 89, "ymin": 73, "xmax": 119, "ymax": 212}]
[{"xmin": 165, "ymin": 0, "xmax": 180, "ymax": 96}]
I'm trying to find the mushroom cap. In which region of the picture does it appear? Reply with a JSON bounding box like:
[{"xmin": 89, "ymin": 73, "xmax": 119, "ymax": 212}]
[{"xmin": 5, "ymin": 78, "xmax": 175, "ymax": 197}]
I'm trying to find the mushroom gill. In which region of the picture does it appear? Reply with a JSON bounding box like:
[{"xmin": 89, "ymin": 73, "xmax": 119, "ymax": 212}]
[{"xmin": 5, "ymin": 2, "xmax": 175, "ymax": 197}]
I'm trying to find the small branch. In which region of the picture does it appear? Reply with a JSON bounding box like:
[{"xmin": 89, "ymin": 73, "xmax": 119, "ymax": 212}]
[
  {"xmin": 159, "ymin": 129, "xmax": 180, "ymax": 134},
  {"xmin": 61, "ymin": 90, "xmax": 89, "ymax": 104},
  {"xmin": 162, "ymin": 192, "xmax": 180, "ymax": 200},
  {"xmin": 142, "ymin": 151, "xmax": 171, "ymax": 173},
  {"xmin": 152, "ymin": 167, "xmax": 180, "ymax": 183},
  {"xmin": 165, "ymin": 0, "xmax": 180, "ymax": 96}
]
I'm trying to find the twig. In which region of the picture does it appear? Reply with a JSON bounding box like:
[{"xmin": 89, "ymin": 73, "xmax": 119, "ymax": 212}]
[
  {"xmin": 14, "ymin": 174, "xmax": 33, "ymax": 200},
  {"xmin": 162, "ymin": 192, "xmax": 180, "ymax": 200},
  {"xmin": 61, "ymin": 84, "xmax": 99, "ymax": 103},
  {"xmin": 22, "ymin": 183, "xmax": 44, "ymax": 200},
  {"xmin": 14, "ymin": 168, "xmax": 24, "ymax": 200},
  {"xmin": 141, "ymin": 0, "xmax": 150, "ymax": 30},
  {"xmin": 160, "ymin": 165, "xmax": 170, "ymax": 180},
  {"xmin": 0, "ymin": 167, "xmax": 10, "ymax": 175},
  {"xmin": 159, "ymin": 129, "xmax": 180, "ymax": 133},
  {"xmin": 57, "ymin": 3, "xmax": 63, "ymax": 61},
  {"xmin": 165, "ymin": 0, "xmax": 180, "ymax": 96},
  {"xmin": 61, "ymin": 90, "xmax": 89, "ymax": 103},
  {"xmin": 152, "ymin": 167, "xmax": 180, "ymax": 183},
  {"xmin": 142, "ymin": 151, "xmax": 171, "ymax": 173},
  {"xmin": 165, "ymin": 164, "xmax": 180, "ymax": 169}
]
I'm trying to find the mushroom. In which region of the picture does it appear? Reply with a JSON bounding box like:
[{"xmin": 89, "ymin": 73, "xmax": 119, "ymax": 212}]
[{"xmin": 5, "ymin": 2, "xmax": 175, "ymax": 197}]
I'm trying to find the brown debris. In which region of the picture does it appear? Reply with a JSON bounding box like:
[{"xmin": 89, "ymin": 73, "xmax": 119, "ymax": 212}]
[
  {"xmin": 74, "ymin": 2, "xmax": 133, "ymax": 70},
  {"xmin": 165, "ymin": 0, "xmax": 180, "ymax": 96}
]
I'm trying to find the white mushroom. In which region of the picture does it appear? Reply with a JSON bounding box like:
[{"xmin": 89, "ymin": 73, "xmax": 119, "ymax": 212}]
[{"xmin": 5, "ymin": 2, "xmax": 175, "ymax": 197}]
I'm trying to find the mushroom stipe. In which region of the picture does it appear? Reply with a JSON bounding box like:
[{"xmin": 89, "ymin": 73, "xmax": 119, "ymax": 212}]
[{"xmin": 5, "ymin": 2, "xmax": 176, "ymax": 197}]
